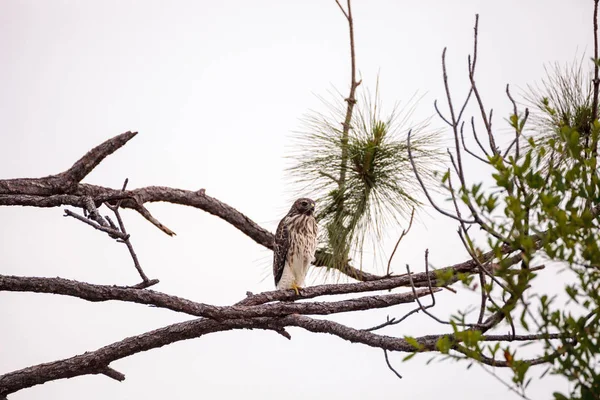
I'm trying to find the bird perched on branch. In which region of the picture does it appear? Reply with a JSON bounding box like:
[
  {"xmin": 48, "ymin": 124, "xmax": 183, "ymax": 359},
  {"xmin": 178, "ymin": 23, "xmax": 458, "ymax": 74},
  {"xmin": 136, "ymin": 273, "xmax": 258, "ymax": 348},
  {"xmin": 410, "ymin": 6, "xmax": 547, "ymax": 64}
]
[{"xmin": 273, "ymin": 198, "xmax": 318, "ymax": 295}]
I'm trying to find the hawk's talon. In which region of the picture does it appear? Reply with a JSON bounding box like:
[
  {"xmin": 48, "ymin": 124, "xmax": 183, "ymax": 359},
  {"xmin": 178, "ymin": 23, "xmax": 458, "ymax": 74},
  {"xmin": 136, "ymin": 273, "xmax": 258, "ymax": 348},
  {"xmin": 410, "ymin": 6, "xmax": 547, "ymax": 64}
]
[{"xmin": 291, "ymin": 282, "xmax": 302, "ymax": 296}]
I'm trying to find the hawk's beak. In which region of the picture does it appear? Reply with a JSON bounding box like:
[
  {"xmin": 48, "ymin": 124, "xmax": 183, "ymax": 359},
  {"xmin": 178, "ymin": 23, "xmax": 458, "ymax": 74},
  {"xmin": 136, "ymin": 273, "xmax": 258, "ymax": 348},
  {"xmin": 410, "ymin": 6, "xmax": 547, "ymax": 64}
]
[{"xmin": 310, "ymin": 202, "xmax": 315, "ymax": 211}]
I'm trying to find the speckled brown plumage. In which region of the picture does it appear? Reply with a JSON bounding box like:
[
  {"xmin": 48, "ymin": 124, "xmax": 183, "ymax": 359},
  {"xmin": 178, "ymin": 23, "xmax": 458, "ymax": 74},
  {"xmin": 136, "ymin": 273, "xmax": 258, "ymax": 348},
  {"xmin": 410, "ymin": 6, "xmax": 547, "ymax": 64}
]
[{"xmin": 273, "ymin": 198, "xmax": 318, "ymax": 290}]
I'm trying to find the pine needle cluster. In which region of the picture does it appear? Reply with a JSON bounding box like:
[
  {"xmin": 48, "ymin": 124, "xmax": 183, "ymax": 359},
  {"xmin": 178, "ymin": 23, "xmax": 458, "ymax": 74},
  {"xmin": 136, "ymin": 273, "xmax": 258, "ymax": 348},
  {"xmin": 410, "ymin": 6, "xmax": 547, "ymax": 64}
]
[
  {"xmin": 288, "ymin": 84, "xmax": 444, "ymax": 273},
  {"xmin": 524, "ymin": 58, "xmax": 598, "ymax": 167}
]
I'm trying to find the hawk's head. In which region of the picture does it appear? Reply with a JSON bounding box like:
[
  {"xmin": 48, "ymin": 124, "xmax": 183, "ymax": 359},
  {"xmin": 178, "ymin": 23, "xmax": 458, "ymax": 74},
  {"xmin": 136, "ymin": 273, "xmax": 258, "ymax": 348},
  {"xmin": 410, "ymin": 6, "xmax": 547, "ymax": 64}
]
[{"xmin": 290, "ymin": 198, "xmax": 316, "ymax": 216}]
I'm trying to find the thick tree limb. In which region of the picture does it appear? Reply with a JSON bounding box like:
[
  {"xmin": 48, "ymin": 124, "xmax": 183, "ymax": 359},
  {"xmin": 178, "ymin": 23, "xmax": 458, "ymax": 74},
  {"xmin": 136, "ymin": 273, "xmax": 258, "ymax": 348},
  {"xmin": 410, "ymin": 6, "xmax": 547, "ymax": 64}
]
[
  {"xmin": 239, "ymin": 247, "xmax": 518, "ymax": 306},
  {"xmin": 0, "ymin": 274, "xmax": 439, "ymax": 320},
  {"xmin": 0, "ymin": 131, "xmax": 392, "ymax": 280},
  {"xmin": 280, "ymin": 316, "xmax": 556, "ymax": 368},
  {"xmin": 1, "ymin": 270, "xmax": 561, "ymax": 396},
  {"xmin": 0, "ymin": 132, "xmax": 137, "ymax": 196},
  {"xmin": 0, "ymin": 308, "xmax": 558, "ymax": 396},
  {"xmin": 60, "ymin": 132, "xmax": 138, "ymax": 187},
  {"xmin": 0, "ymin": 317, "xmax": 282, "ymax": 396}
]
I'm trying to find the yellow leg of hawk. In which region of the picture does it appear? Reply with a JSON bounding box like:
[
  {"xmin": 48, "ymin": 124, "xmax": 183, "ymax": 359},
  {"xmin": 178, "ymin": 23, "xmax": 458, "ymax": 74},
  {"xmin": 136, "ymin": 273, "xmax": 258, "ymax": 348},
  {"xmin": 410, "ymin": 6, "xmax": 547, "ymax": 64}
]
[{"xmin": 291, "ymin": 281, "xmax": 302, "ymax": 296}]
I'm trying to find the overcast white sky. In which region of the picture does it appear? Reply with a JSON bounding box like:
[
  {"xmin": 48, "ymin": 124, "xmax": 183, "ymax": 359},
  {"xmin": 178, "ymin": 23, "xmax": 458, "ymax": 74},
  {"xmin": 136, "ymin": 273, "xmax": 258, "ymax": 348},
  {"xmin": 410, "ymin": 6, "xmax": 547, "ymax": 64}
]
[{"xmin": 0, "ymin": 1, "xmax": 592, "ymax": 399}]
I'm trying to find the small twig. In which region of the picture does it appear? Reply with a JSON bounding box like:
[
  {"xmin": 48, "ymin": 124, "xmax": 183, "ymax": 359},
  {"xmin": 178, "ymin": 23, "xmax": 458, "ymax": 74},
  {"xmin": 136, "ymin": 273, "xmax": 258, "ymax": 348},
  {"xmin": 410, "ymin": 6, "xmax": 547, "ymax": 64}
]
[
  {"xmin": 83, "ymin": 196, "xmax": 110, "ymax": 227},
  {"xmin": 275, "ymin": 328, "xmax": 292, "ymax": 340},
  {"xmin": 120, "ymin": 227, "xmax": 146, "ymax": 281},
  {"xmin": 467, "ymin": 16, "xmax": 498, "ymax": 156},
  {"xmin": 477, "ymin": 364, "xmax": 532, "ymax": 400},
  {"xmin": 460, "ymin": 122, "xmax": 489, "ymax": 163},
  {"xmin": 363, "ymin": 308, "xmax": 422, "ymax": 332},
  {"xmin": 456, "ymin": 228, "xmax": 512, "ymax": 293},
  {"xmin": 592, "ymin": 0, "xmax": 600, "ymax": 127},
  {"xmin": 528, "ymin": 264, "xmax": 545, "ymax": 272},
  {"xmin": 387, "ymin": 208, "xmax": 415, "ymax": 275},
  {"xmin": 334, "ymin": 0, "xmax": 349, "ymax": 19},
  {"xmin": 504, "ymin": 85, "xmax": 530, "ymax": 159},
  {"xmin": 383, "ymin": 350, "xmax": 403, "ymax": 379},
  {"xmin": 407, "ymin": 130, "xmax": 476, "ymax": 224},
  {"xmin": 481, "ymin": 332, "xmax": 563, "ymax": 341},
  {"xmin": 447, "ymin": 151, "xmax": 461, "ymax": 180},
  {"xmin": 364, "ymin": 315, "xmax": 398, "ymax": 331},
  {"xmin": 106, "ymin": 179, "xmax": 151, "ymax": 283},
  {"xmin": 405, "ymin": 262, "xmax": 447, "ymax": 326},
  {"xmin": 456, "ymin": 88, "xmax": 475, "ymax": 125},
  {"xmin": 445, "ymin": 164, "xmax": 508, "ymax": 243},
  {"xmin": 433, "ymin": 99, "xmax": 452, "ymax": 126},
  {"xmin": 472, "ymin": 350, "xmax": 549, "ymax": 368},
  {"xmin": 441, "ymin": 285, "xmax": 457, "ymax": 294},
  {"xmin": 99, "ymin": 366, "xmax": 125, "ymax": 382},
  {"xmin": 107, "ymin": 179, "xmax": 175, "ymax": 237},
  {"xmin": 129, "ymin": 279, "xmax": 160, "ymax": 289},
  {"xmin": 441, "ymin": 48, "xmax": 467, "ymax": 185},
  {"xmin": 364, "ymin": 264, "xmax": 461, "ymax": 331},
  {"xmin": 407, "ymin": 255, "xmax": 479, "ymax": 328},
  {"xmin": 470, "ymin": 84, "xmax": 496, "ymax": 155},
  {"xmin": 105, "ymin": 215, "xmax": 119, "ymax": 230},
  {"xmin": 67, "ymin": 200, "xmax": 154, "ymax": 284},
  {"xmin": 132, "ymin": 203, "xmax": 176, "ymax": 236},
  {"xmin": 119, "ymin": 178, "xmax": 129, "ymax": 198},
  {"xmin": 471, "ymin": 116, "xmax": 491, "ymax": 157},
  {"xmin": 104, "ymin": 178, "xmax": 130, "ymax": 212},
  {"xmin": 477, "ymin": 269, "xmax": 486, "ymax": 324},
  {"xmin": 64, "ymin": 209, "xmax": 128, "ymax": 240},
  {"xmin": 588, "ymin": 0, "xmax": 600, "ymax": 202}
]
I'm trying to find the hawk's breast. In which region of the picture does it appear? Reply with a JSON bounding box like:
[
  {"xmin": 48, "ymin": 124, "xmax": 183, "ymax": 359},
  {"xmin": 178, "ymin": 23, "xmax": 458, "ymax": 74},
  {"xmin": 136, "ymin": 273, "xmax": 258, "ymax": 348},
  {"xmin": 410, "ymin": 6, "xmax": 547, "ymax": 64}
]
[{"xmin": 286, "ymin": 213, "xmax": 318, "ymax": 263}]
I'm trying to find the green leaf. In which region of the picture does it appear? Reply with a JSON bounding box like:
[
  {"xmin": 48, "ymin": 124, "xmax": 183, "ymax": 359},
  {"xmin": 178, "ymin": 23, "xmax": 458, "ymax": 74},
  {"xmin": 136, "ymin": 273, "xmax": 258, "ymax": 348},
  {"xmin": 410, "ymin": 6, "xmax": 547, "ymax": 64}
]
[
  {"xmin": 404, "ymin": 336, "xmax": 423, "ymax": 351},
  {"xmin": 436, "ymin": 336, "xmax": 452, "ymax": 354}
]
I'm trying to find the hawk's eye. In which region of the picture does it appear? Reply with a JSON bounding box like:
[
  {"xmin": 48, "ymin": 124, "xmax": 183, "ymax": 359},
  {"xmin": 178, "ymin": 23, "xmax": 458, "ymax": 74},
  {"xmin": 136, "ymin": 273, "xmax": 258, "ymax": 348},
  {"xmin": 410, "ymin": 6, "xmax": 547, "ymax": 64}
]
[{"xmin": 300, "ymin": 201, "xmax": 308, "ymax": 207}]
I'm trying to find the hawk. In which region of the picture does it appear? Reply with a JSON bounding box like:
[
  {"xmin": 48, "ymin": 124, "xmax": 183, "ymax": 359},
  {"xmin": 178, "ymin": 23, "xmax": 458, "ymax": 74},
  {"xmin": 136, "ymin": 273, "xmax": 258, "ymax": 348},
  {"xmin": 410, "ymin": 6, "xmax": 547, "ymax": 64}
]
[{"xmin": 273, "ymin": 198, "xmax": 318, "ymax": 295}]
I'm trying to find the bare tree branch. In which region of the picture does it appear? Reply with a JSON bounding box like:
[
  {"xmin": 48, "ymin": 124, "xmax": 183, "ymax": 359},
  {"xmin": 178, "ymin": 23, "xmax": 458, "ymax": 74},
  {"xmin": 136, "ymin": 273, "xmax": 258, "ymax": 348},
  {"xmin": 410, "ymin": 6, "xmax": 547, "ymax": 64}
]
[
  {"xmin": 0, "ymin": 272, "xmax": 561, "ymax": 396},
  {"xmin": 336, "ymin": 0, "xmax": 361, "ymax": 192},
  {"xmin": 407, "ymin": 130, "xmax": 477, "ymax": 224},
  {"xmin": 460, "ymin": 121, "xmax": 489, "ymax": 163},
  {"xmin": 0, "ymin": 131, "xmax": 137, "ymax": 196},
  {"xmin": 63, "ymin": 209, "xmax": 128, "ymax": 240},
  {"xmin": 100, "ymin": 367, "xmax": 125, "ymax": 382},
  {"xmin": 383, "ymin": 350, "xmax": 403, "ymax": 379},
  {"xmin": 0, "ymin": 274, "xmax": 439, "ymax": 320},
  {"xmin": 386, "ymin": 208, "xmax": 415, "ymax": 275},
  {"xmin": 60, "ymin": 131, "xmax": 139, "ymax": 185},
  {"xmin": 105, "ymin": 179, "xmax": 151, "ymax": 283},
  {"xmin": 0, "ymin": 317, "xmax": 285, "ymax": 396},
  {"xmin": 238, "ymin": 251, "xmax": 508, "ymax": 306},
  {"xmin": 467, "ymin": 16, "xmax": 497, "ymax": 156},
  {"xmin": 592, "ymin": 0, "xmax": 600, "ymax": 125},
  {"xmin": 0, "ymin": 131, "xmax": 378, "ymax": 280}
]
